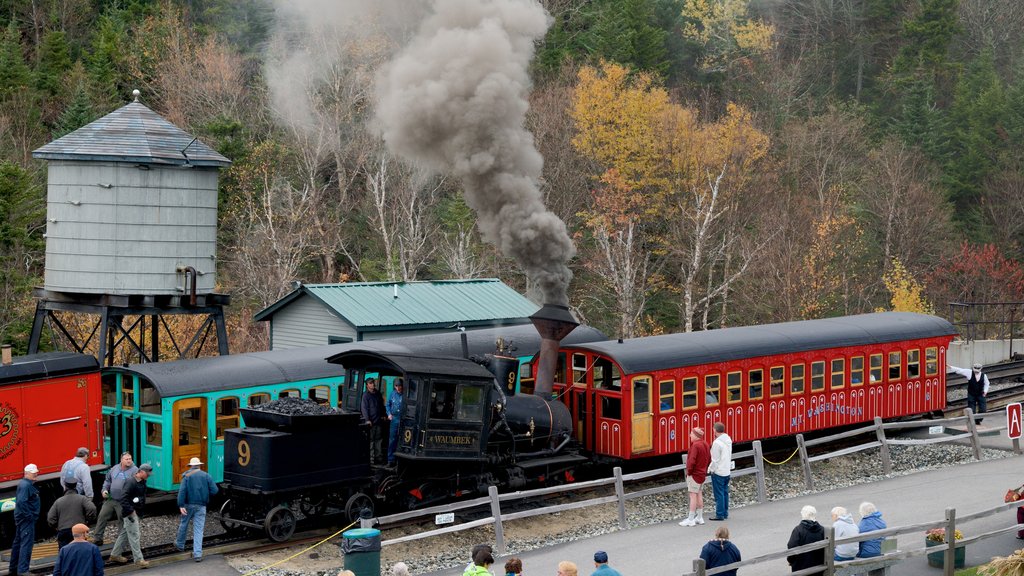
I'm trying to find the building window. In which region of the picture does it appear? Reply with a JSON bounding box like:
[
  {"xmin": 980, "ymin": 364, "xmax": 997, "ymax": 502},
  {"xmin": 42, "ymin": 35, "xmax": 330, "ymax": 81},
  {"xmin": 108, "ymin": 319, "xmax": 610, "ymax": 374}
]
[
  {"xmin": 811, "ymin": 361, "xmax": 825, "ymax": 392},
  {"xmin": 907, "ymin": 349, "xmax": 920, "ymax": 378},
  {"xmin": 248, "ymin": 392, "xmax": 271, "ymax": 407},
  {"xmin": 659, "ymin": 380, "xmax": 675, "ymax": 412},
  {"xmin": 727, "ymin": 371, "xmax": 742, "ymax": 403},
  {"xmin": 748, "ymin": 369, "xmax": 763, "ymax": 400},
  {"xmin": 682, "ymin": 377, "xmax": 698, "ymax": 409},
  {"xmin": 705, "ymin": 374, "xmax": 721, "ymax": 406},
  {"xmin": 925, "ymin": 347, "xmax": 938, "ymax": 376},
  {"xmin": 215, "ymin": 397, "xmax": 240, "ymax": 440},
  {"xmin": 328, "ymin": 336, "xmax": 353, "ymax": 344},
  {"xmin": 888, "ymin": 351, "xmax": 902, "ymax": 381},
  {"xmin": 791, "ymin": 364, "xmax": 805, "ymax": 394},
  {"xmin": 851, "ymin": 356, "xmax": 864, "ymax": 386},
  {"xmin": 870, "ymin": 354, "xmax": 883, "ymax": 383},
  {"xmin": 831, "ymin": 358, "xmax": 845, "ymax": 389}
]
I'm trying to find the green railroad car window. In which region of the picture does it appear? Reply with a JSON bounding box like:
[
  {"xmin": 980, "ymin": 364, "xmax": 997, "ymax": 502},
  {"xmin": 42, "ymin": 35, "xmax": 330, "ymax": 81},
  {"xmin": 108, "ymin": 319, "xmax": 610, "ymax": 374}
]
[
  {"xmin": 216, "ymin": 397, "xmax": 239, "ymax": 440},
  {"xmin": 102, "ymin": 374, "xmax": 118, "ymax": 408},
  {"xmin": 146, "ymin": 422, "xmax": 161, "ymax": 446},
  {"xmin": 140, "ymin": 381, "xmax": 160, "ymax": 414},
  {"xmin": 309, "ymin": 386, "xmax": 330, "ymax": 406},
  {"xmin": 248, "ymin": 392, "xmax": 270, "ymax": 407}
]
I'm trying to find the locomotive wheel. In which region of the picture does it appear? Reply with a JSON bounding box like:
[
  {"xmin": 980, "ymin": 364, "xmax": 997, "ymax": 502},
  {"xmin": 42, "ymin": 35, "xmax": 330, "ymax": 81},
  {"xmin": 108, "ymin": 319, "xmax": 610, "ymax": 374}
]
[
  {"xmin": 219, "ymin": 499, "xmax": 245, "ymax": 533},
  {"xmin": 264, "ymin": 505, "xmax": 296, "ymax": 542},
  {"xmin": 345, "ymin": 492, "xmax": 374, "ymax": 523}
]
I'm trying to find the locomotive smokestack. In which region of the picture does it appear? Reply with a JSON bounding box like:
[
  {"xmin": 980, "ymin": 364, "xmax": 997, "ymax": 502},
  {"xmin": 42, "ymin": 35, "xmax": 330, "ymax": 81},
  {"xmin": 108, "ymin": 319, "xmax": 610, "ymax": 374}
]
[{"xmin": 530, "ymin": 304, "xmax": 579, "ymax": 397}]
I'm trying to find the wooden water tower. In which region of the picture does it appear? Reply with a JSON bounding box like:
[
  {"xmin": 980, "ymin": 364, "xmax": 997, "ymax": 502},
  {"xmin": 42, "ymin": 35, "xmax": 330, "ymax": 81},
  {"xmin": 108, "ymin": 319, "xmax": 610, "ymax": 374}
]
[{"xmin": 28, "ymin": 90, "xmax": 232, "ymax": 365}]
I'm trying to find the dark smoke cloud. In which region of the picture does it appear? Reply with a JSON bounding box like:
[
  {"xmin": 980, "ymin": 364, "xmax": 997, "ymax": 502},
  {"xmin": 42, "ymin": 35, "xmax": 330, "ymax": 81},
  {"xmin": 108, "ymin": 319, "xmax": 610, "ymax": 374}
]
[{"xmin": 374, "ymin": 0, "xmax": 575, "ymax": 305}]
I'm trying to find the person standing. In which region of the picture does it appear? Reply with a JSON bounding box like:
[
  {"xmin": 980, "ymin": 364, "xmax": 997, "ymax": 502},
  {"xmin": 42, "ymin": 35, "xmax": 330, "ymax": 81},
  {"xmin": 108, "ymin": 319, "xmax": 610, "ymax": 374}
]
[
  {"xmin": 361, "ymin": 378, "xmax": 387, "ymax": 464},
  {"xmin": 47, "ymin": 479, "xmax": 97, "ymax": 549},
  {"xmin": 175, "ymin": 457, "xmax": 219, "ymax": 562},
  {"xmin": 680, "ymin": 427, "xmax": 711, "ymax": 526},
  {"xmin": 831, "ymin": 506, "xmax": 860, "ymax": 562},
  {"xmin": 699, "ymin": 526, "xmax": 742, "ymax": 576},
  {"xmin": 708, "ymin": 421, "xmax": 732, "ymax": 521},
  {"xmin": 856, "ymin": 502, "xmax": 887, "ymax": 558},
  {"xmin": 109, "ymin": 463, "xmax": 152, "ymax": 568},
  {"xmin": 60, "ymin": 447, "xmax": 94, "ymax": 498},
  {"xmin": 386, "ymin": 380, "xmax": 405, "ymax": 466},
  {"xmin": 947, "ymin": 363, "xmax": 990, "ymax": 423},
  {"xmin": 9, "ymin": 464, "xmax": 40, "ymax": 576},
  {"xmin": 590, "ymin": 550, "xmax": 621, "ymax": 576},
  {"xmin": 787, "ymin": 505, "xmax": 825, "ymax": 576},
  {"xmin": 52, "ymin": 523, "xmax": 103, "ymax": 576},
  {"xmin": 93, "ymin": 452, "xmax": 137, "ymax": 546}
]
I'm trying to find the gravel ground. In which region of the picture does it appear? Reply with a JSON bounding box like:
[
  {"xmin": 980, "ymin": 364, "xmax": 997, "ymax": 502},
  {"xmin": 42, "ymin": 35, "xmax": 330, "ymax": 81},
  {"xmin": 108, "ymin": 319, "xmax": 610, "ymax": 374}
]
[{"xmin": 209, "ymin": 439, "xmax": 1015, "ymax": 576}]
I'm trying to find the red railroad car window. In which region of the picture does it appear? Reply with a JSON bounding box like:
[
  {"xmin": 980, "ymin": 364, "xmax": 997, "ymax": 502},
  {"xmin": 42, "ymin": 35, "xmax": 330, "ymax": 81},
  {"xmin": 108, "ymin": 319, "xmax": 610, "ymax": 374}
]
[
  {"xmin": 851, "ymin": 356, "xmax": 864, "ymax": 386},
  {"xmin": 601, "ymin": 396, "xmax": 622, "ymax": 420},
  {"xmin": 811, "ymin": 361, "xmax": 825, "ymax": 392},
  {"xmin": 594, "ymin": 358, "xmax": 621, "ymax": 390},
  {"xmin": 726, "ymin": 371, "xmax": 742, "ymax": 403},
  {"xmin": 216, "ymin": 397, "xmax": 240, "ymax": 439},
  {"xmin": 907, "ymin": 349, "xmax": 920, "ymax": 378},
  {"xmin": 572, "ymin": 354, "xmax": 587, "ymax": 387},
  {"xmin": 705, "ymin": 374, "xmax": 721, "ymax": 406},
  {"xmin": 888, "ymin": 351, "xmax": 902, "ymax": 381},
  {"xmin": 925, "ymin": 348, "xmax": 938, "ymax": 376},
  {"xmin": 682, "ymin": 377, "xmax": 698, "ymax": 409},
  {"xmin": 770, "ymin": 367, "xmax": 784, "ymax": 397},
  {"xmin": 748, "ymin": 369, "xmax": 763, "ymax": 400},
  {"xmin": 791, "ymin": 364, "xmax": 805, "ymax": 394},
  {"xmin": 554, "ymin": 352, "xmax": 567, "ymax": 386},
  {"xmin": 248, "ymin": 392, "xmax": 271, "ymax": 406},
  {"xmin": 870, "ymin": 354, "xmax": 883, "ymax": 382},
  {"xmin": 659, "ymin": 380, "xmax": 675, "ymax": 412},
  {"xmin": 831, "ymin": 359, "xmax": 845, "ymax": 389}
]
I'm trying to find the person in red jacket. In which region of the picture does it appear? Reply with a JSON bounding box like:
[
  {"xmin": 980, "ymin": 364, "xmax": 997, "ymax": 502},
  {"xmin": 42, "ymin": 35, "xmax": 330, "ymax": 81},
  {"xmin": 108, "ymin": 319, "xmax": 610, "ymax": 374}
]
[{"xmin": 680, "ymin": 427, "xmax": 712, "ymax": 526}]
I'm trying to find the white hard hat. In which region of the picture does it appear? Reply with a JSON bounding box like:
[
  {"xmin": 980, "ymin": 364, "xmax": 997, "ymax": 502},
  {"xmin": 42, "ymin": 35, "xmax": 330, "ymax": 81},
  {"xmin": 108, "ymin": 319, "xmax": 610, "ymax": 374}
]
[{"xmin": 24, "ymin": 464, "xmax": 38, "ymax": 474}]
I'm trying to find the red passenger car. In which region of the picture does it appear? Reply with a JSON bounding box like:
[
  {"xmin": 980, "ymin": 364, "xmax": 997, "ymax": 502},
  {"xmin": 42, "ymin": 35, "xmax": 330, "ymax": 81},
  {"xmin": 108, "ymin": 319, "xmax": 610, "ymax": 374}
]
[{"xmin": 532, "ymin": 312, "xmax": 956, "ymax": 460}]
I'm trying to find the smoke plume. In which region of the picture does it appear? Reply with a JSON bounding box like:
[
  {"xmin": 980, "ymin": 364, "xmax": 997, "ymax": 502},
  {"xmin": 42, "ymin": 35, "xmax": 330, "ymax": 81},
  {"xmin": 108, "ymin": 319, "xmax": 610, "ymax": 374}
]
[{"xmin": 374, "ymin": 0, "xmax": 575, "ymax": 305}]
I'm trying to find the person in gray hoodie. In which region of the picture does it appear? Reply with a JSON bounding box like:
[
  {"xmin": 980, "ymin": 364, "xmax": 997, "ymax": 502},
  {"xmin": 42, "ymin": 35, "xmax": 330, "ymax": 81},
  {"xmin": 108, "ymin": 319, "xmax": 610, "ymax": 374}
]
[
  {"xmin": 831, "ymin": 506, "xmax": 860, "ymax": 561},
  {"xmin": 708, "ymin": 422, "xmax": 733, "ymax": 521}
]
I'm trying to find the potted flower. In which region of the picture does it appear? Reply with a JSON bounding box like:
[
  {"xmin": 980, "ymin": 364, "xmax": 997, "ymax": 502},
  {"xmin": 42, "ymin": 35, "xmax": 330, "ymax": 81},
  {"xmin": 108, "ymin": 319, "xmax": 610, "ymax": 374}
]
[{"xmin": 926, "ymin": 528, "xmax": 966, "ymax": 568}]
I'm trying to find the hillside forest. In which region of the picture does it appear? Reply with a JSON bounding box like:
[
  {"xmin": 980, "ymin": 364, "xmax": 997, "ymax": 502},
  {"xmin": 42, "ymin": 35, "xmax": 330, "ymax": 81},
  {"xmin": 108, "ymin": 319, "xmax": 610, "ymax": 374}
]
[{"xmin": 2, "ymin": 0, "xmax": 1024, "ymax": 354}]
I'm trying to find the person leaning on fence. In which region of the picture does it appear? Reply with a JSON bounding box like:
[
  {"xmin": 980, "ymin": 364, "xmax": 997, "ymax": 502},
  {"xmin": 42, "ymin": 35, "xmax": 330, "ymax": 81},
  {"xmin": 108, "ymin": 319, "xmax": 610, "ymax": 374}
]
[
  {"xmin": 557, "ymin": 561, "xmax": 578, "ymax": 576},
  {"xmin": 787, "ymin": 505, "xmax": 825, "ymax": 576},
  {"xmin": 947, "ymin": 363, "xmax": 989, "ymax": 423},
  {"xmin": 700, "ymin": 525, "xmax": 742, "ymax": 576},
  {"xmin": 831, "ymin": 506, "xmax": 860, "ymax": 562},
  {"xmin": 856, "ymin": 502, "xmax": 887, "ymax": 558}
]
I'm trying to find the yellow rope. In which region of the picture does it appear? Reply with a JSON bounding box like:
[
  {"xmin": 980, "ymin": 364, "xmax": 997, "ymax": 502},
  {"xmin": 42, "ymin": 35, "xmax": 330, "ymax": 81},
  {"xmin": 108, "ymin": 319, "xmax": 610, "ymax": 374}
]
[
  {"xmin": 241, "ymin": 520, "xmax": 360, "ymax": 576},
  {"xmin": 762, "ymin": 447, "xmax": 800, "ymax": 466}
]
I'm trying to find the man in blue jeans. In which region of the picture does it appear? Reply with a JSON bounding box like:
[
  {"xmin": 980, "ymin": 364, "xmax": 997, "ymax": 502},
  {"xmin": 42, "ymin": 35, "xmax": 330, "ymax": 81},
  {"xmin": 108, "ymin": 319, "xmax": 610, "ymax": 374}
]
[
  {"xmin": 175, "ymin": 457, "xmax": 218, "ymax": 562},
  {"xmin": 708, "ymin": 422, "xmax": 733, "ymax": 521},
  {"xmin": 9, "ymin": 464, "xmax": 39, "ymax": 576},
  {"xmin": 386, "ymin": 380, "xmax": 405, "ymax": 466}
]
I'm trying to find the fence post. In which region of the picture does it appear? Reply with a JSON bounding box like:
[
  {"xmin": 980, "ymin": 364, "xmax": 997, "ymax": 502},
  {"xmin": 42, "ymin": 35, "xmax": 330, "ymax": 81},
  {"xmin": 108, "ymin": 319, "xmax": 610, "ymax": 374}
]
[
  {"xmin": 797, "ymin": 434, "xmax": 813, "ymax": 490},
  {"xmin": 692, "ymin": 557, "xmax": 706, "ymax": 576},
  {"xmin": 964, "ymin": 409, "xmax": 983, "ymax": 460},
  {"xmin": 825, "ymin": 525, "xmax": 836, "ymax": 576},
  {"xmin": 614, "ymin": 466, "xmax": 627, "ymax": 530},
  {"xmin": 944, "ymin": 508, "xmax": 957, "ymax": 576},
  {"xmin": 488, "ymin": 485, "xmax": 506, "ymax": 554},
  {"xmin": 752, "ymin": 440, "xmax": 767, "ymax": 503},
  {"xmin": 874, "ymin": 417, "xmax": 892, "ymax": 474},
  {"xmin": 1014, "ymin": 436, "xmax": 1021, "ymax": 455}
]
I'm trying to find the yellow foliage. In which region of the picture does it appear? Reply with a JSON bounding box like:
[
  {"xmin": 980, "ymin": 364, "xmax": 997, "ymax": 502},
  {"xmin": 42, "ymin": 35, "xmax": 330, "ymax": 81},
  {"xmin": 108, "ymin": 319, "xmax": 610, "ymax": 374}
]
[
  {"xmin": 681, "ymin": 0, "xmax": 774, "ymax": 71},
  {"xmin": 881, "ymin": 258, "xmax": 934, "ymax": 314}
]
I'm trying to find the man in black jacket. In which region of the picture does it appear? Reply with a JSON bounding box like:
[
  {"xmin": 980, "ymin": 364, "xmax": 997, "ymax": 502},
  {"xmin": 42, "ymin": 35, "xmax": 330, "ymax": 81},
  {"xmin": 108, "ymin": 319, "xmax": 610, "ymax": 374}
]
[
  {"xmin": 361, "ymin": 378, "xmax": 387, "ymax": 464},
  {"xmin": 787, "ymin": 505, "xmax": 825, "ymax": 576},
  {"xmin": 47, "ymin": 479, "xmax": 97, "ymax": 549},
  {"xmin": 109, "ymin": 463, "xmax": 152, "ymax": 568}
]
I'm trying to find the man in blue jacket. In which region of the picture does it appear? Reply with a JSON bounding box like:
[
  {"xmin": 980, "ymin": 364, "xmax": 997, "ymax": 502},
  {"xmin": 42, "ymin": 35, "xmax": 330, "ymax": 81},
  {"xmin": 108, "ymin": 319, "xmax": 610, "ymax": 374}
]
[
  {"xmin": 52, "ymin": 524, "xmax": 103, "ymax": 576},
  {"xmin": 9, "ymin": 463, "xmax": 40, "ymax": 576},
  {"xmin": 386, "ymin": 380, "xmax": 405, "ymax": 466},
  {"xmin": 175, "ymin": 457, "xmax": 219, "ymax": 562}
]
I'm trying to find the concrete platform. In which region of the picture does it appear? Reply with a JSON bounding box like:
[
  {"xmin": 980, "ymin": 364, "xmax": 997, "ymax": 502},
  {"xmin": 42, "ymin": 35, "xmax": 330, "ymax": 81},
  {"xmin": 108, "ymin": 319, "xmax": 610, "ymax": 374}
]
[
  {"xmin": 423, "ymin": 432, "xmax": 1024, "ymax": 576},
  {"xmin": 109, "ymin": 554, "xmax": 240, "ymax": 575}
]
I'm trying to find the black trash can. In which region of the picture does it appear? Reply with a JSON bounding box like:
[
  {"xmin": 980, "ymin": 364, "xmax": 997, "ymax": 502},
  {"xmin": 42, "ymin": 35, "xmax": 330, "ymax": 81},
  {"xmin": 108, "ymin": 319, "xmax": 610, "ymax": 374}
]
[{"xmin": 342, "ymin": 527, "xmax": 381, "ymax": 576}]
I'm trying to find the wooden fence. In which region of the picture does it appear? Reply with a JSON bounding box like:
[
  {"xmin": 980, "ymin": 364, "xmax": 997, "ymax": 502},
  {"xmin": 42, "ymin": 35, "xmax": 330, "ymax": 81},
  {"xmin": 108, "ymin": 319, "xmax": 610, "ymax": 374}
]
[{"xmin": 361, "ymin": 408, "xmax": 1022, "ymax": 562}]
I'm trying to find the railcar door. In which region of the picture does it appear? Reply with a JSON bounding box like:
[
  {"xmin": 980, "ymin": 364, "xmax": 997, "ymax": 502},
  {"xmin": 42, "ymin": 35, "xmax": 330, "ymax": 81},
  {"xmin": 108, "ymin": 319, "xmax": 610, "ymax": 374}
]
[
  {"xmin": 172, "ymin": 398, "xmax": 207, "ymax": 479},
  {"xmin": 631, "ymin": 376, "xmax": 653, "ymax": 453}
]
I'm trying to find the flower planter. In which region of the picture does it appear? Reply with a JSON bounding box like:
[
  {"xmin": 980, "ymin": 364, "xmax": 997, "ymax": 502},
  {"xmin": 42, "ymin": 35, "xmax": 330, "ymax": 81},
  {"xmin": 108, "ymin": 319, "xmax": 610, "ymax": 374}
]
[{"xmin": 926, "ymin": 538, "xmax": 966, "ymax": 569}]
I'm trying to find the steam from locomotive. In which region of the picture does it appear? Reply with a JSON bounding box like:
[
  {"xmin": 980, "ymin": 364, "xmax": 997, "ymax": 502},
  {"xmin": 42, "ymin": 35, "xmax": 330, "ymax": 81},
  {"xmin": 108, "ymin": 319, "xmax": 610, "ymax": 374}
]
[{"xmin": 374, "ymin": 0, "xmax": 575, "ymax": 305}]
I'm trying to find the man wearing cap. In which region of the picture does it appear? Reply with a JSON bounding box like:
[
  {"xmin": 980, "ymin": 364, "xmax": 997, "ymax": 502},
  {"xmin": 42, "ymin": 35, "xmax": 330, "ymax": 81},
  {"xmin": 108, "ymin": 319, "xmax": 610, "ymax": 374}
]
[
  {"xmin": 361, "ymin": 378, "xmax": 387, "ymax": 464},
  {"xmin": 591, "ymin": 551, "xmax": 621, "ymax": 576},
  {"xmin": 109, "ymin": 463, "xmax": 152, "ymax": 568},
  {"xmin": 948, "ymin": 362, "xmax": 990, "ymax": 423},
  {"xmin": 175, "ymin": 457, "xmax": 218, "ymax": 562},
  {"xmin": 93, "ymin": 452, "xmax": 137, "ymax": 546},
  {"xmin": 52, "ymin": 523, "xmax": 103, "ymax": 576},
  {"xmin": 48, "ymin": 477, "xmax": 97, "ymax": 549},
  {"xmin": 386, "ymin": 379, "xmax": 405, "ymax": 466},
  {"xmin": 9, "ymin": 464, "xmax": 40, "ymax": 576},
  {"xmin": 60, "ymin": 447, "xmax": 94, "ymax": 498},
  {"xmin": 680, "ymin": 427, "xmax": 711, "ymax": 526}
]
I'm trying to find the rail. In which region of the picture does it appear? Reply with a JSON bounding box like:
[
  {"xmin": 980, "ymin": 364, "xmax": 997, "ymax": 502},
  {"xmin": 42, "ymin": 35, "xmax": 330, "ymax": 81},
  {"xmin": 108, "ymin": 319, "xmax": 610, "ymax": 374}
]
[{"xmin": 361, "ymin": 408, "xmax": 1022, "ymax": 553}]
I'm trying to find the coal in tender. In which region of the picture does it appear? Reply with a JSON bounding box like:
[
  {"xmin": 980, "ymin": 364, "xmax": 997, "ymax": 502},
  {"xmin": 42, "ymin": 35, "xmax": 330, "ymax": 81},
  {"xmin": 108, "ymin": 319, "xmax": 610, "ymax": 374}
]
[
  {"xmin": 240, "ymin": 398, "xmax": 358, "ymax": 432},
  {"xmin": 246, "ymin": 396, "xmax": 340, "ymax": 415}
]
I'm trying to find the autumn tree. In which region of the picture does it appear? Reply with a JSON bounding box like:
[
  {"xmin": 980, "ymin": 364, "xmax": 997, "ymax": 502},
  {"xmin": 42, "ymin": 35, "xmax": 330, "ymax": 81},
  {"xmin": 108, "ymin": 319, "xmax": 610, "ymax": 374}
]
[
  {"xmin": 0, "ymin": 161, "xmax": 44, "ymax": 350},
  {"xmin": 881, "ymin": 258, "xmax": 934, "ymax": 313}
]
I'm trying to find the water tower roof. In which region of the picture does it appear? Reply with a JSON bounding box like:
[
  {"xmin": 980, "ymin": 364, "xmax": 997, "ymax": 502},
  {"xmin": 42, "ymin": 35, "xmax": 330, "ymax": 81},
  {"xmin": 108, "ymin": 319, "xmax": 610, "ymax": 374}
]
[{"xmin": 32, "ymin": 101, "xmax": 231, "ymax": 167}]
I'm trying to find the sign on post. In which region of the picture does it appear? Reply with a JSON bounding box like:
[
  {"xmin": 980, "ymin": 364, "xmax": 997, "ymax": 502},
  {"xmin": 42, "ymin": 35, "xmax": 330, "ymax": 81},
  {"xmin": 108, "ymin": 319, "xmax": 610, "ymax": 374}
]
[{"xmin": 1007, "ymin": 403, "xmax": 1022, "ymax": 439}]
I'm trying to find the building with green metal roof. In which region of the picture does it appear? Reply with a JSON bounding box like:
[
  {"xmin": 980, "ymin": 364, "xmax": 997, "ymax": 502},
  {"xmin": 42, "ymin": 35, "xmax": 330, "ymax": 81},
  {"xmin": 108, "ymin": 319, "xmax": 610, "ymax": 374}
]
[{"xmin": 254, "ymin": 279, "xmax": 541, "ymax": 349}]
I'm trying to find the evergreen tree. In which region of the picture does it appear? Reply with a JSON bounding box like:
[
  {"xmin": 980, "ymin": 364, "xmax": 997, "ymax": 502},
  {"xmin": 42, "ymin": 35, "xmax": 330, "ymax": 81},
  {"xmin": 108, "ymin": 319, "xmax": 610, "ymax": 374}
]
[
  {"xmin": 53, "ymin": 80, "xmax": 96, "ymax": 139},
  {"xmin": 35, "ymin": 30, "xmax": 73, "ymax": 96},
  {"xmin": 0, "ymin": 22, "xmax": 31, "ymax": 97},
  {"xmin": 892, "ymin": 0, "xmax": 961, "ymax": 75}
]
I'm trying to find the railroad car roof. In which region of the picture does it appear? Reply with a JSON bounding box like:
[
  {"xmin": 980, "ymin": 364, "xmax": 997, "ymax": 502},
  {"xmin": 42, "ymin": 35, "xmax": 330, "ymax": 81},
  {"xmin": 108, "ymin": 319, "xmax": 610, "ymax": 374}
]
[
  {"xmin": 564, "ymin": 312, "xmax": 957, "ymax": 374},
  {"xmin": 328, "ymin": 351, "xmax": 496, "ymax": 380},
  {"xmin": 0, "ymin": 352, "xmax": 98, "ymax": 386},
  {"xmin": 113, "ymin": 324, "xmax": 607, "ymax": 397}
]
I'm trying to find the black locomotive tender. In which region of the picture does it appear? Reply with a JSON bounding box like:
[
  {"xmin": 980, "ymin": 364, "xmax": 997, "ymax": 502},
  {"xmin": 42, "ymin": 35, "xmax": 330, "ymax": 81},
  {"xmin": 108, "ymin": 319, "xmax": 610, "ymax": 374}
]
[{"xmin": 220, "ymin": 305, "xmax": 586, "ymax": 542}]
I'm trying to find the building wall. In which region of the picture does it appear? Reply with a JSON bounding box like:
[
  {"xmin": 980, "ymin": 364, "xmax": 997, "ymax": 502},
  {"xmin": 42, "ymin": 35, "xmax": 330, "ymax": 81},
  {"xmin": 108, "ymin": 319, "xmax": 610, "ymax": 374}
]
[
  {"xmin": 44, "ymin": 161, "xmax": 218, "ymax": 295},
  {"xmin": 270, "ymin": 295, "xmax": 355, "ymax": 350},
  {"xmin": 948, "ymin": 339, "xmax": 1021, "ymax": 368}
]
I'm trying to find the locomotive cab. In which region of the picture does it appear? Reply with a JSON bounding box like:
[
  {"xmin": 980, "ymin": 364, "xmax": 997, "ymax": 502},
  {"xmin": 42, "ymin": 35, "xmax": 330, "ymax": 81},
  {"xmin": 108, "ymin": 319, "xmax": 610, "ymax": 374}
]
[{"xmin": 329, "ymin": 351, "xmax": 498, "ymax": 463}]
